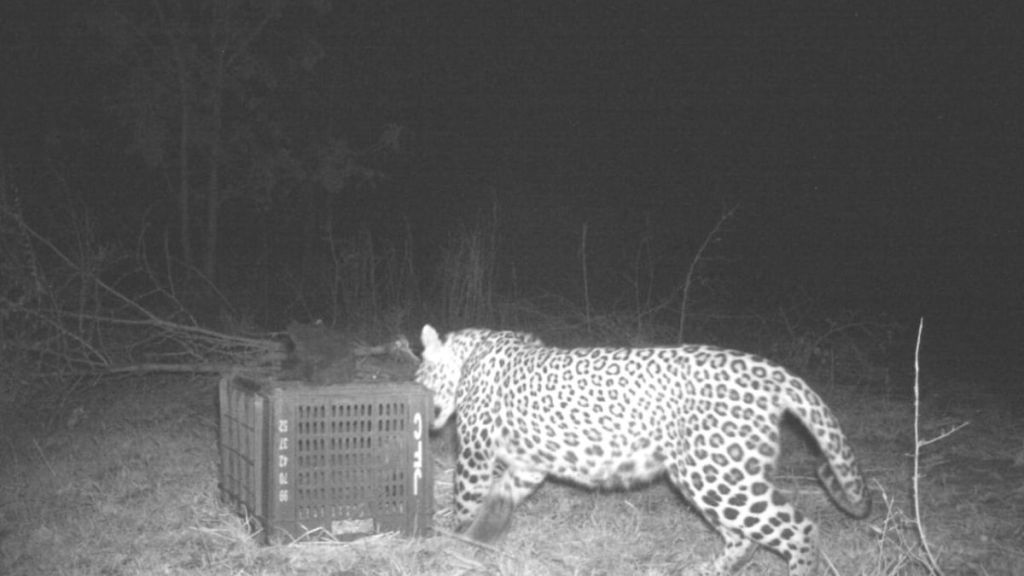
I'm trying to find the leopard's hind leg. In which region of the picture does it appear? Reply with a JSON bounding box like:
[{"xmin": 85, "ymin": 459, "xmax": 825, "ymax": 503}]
[
  {"xmin": 464, "ymin": 464, "xmax": 546, "ymax": 542},
  {"xmin": 668, "ymin": 461, "xmax": 820, "ymax": 575}
]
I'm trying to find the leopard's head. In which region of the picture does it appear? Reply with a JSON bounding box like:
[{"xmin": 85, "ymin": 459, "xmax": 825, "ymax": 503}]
[
  {"xmin": 417, "ymin": 325, "xmax": 544, "ymax": 429},
  {"xmin": 417, "ymin": 324, "xmax": 476, "ymax": 429}
]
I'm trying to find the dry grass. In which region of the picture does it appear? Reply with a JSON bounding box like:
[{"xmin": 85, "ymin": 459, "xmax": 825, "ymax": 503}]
[{"xmin": 1, "ymin": 374, "xmax": 1020, "ymax": 576}]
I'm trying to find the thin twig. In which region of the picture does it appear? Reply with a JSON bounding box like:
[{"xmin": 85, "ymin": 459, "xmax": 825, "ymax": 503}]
[
  {"xmin": 912, "ymin": 318, "xmax": 945, "ymax": 576},
  {"xmin": 677, "ymin": 205, "xmax": 737, "ymax": 342},
  {"xmin": 580, "ymin": 222, "xmax": 591, "ymax": 332}
]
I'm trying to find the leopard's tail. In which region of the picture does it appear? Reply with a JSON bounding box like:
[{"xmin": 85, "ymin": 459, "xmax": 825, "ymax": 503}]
[{"xmin": 783, "ymin": 378, "xmax": 872, "ymax": 519}]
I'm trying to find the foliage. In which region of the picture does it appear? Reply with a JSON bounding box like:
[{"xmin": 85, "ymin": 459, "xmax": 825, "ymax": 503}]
[
  {"xmin": 81, "ymin": 0, "xmax": 396, "ymax": 283},
  {"xmin": 438, "ymin": 224, "xmax": 499, "ymax": 327},
  {"xmin": 0, "ymin": 180, "xmax": 286, "ymax": 416},
  {"xmin": 324, "ymin": 226, "xmax": 416, "ymax": 338}
]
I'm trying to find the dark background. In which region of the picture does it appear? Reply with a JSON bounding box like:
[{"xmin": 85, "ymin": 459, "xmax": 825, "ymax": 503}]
[{"xmin": 2, "ymin": 1, "xmax": 1021, "ymax": 381}]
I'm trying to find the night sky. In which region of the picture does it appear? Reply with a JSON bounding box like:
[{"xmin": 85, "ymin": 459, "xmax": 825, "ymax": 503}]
[{"xmin": 2, "ymin": 2, "xmax": 1022, "ymax": 375}]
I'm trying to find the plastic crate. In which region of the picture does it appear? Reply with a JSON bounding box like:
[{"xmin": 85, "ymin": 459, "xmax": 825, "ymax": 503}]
[{"xmin": 218, "ymin": 371, "xmax": 434, "ymax": 543}]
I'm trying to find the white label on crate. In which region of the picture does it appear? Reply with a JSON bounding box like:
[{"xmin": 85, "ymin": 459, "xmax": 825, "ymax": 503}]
[
  {"xmin": 277, "ymin": 416, "xmax": 290, "ymax": 503},
  {"xmin": 332, "ymin": 518, "xmax": 374, "ymax": 535},
  {"xmin": 412, "ymin": 411, "xmax": 424, "ymax": 496}
]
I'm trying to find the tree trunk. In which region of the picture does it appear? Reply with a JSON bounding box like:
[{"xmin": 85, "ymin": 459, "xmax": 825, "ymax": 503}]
[
  {"xmin": 178, "ymin": 67, "xmax": 192, "ymax": 270},
  {"xmin": 204, "ymin": 140, "xmax": 221, "ymax": 283},
  {"xmin": 203, "ymin": 54, "xmax": 225, "ymax": 283},
  {"xmin": 169, "ymin": 23, "xmax": 193, "ymax": 271}
]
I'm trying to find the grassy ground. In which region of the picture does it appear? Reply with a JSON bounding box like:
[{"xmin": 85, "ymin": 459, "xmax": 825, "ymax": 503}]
[{"xmin": 1, "ymin": 372, "xmax": 1022, "ymax": 575}]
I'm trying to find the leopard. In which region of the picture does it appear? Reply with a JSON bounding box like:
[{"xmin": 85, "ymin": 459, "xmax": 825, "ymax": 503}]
[{"xmin": 416, "ymin": 324, "xmax": 871, "ymax": 576}]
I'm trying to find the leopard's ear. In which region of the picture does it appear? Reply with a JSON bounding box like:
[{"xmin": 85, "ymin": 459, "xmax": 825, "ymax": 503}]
[{"xmin": 421, "ymin": 324, "xmax": 443, "ymax": 351}]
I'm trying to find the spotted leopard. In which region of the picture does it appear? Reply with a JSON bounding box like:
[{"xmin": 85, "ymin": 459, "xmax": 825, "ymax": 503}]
[{"xmin": 416, "ymin": 325, "xmax": 871, "ymax": 576}]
